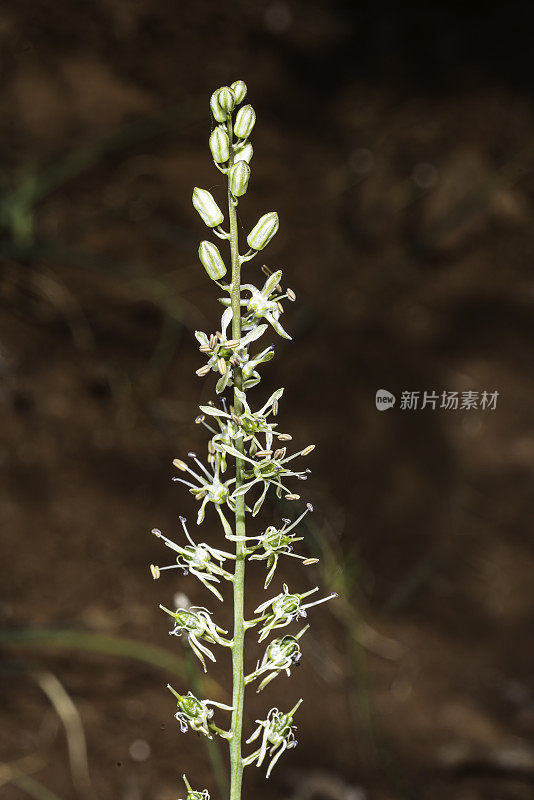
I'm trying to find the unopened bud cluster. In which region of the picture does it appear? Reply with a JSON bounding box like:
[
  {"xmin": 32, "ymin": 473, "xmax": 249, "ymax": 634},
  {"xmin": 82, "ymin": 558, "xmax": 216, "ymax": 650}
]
[{"xmin": 150, "ymin": 82, "xmax": 336, "ymax": 799}]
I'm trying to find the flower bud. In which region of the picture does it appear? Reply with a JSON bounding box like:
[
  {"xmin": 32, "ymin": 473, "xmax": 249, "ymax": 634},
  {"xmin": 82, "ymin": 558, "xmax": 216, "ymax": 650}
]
[
  {"xmin": 231, "ymin": 80, "xmax": 247, "ymax": 104},
  {"xmin": 192, "ymin": 187, "xmax": 224, "ymax": 228},
  {"xmin": 247, "ymin": 212, "xmax": 279, "ymax": 251},
  {"xmin": 234, "ymin": 141, "xmax": 253, "ymax": 164},
  {"xmin": 229, "ymin": 162, "xmax": 250, "ymax": 197},
  {"xmin": 217, "ymin": 87, "xmax": 235, "ymax": 114},
  {"xmin": 210, "ymin": 90, "xmax": 227, "ymax": 123},
  {"xmin": 209, "ymin": 126, "xmax": 230, "ymax": 163},
  {"xmin": 234, "ymin": 104, "xmax": 256, "ymax": 139},
  {"xmin": 198, "ymin": 241, "xmax": 227, "ymax": 280}
]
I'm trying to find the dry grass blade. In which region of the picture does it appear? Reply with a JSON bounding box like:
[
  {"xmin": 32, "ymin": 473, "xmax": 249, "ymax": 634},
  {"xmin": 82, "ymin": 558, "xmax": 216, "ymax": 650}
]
[{"xmin": 30, "ymin": 669, "xmax": 93, "ymax": 800}]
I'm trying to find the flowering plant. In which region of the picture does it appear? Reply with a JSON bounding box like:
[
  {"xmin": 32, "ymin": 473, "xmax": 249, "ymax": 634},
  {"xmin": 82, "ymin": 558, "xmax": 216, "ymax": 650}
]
[{"xmin": 150, "ymin": 80, "xmax": 336, "ymax": 800}]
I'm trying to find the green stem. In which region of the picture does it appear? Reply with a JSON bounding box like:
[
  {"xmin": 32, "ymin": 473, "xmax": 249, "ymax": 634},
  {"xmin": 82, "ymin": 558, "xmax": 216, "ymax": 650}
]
[{"xmin": 227, "ymin": 117, "xmax": 246, "ymax": 800}]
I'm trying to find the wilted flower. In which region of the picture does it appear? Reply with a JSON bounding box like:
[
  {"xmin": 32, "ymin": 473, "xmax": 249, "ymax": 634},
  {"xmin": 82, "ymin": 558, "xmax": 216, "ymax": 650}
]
[
  {"xmin": 178, "ymin": 775, "xmax": 210, "ymax": 800},
  {"xmin": 254, "ymin": 584, "xmax": 337, "ymax": 642},
  {"xmin": 167, "ymin": 685, "xmax": 232, "ymax": 738},
  {"xmin": 247, "ymin": 626, "xmax": 309, "ymax": 692},
  {"xmin": 244, "ymin": 700, "xmax": 302, "ymax": 778},
  {"xmin": 160, "ymin": 605, "xmax": 231, "ymax": 671}
]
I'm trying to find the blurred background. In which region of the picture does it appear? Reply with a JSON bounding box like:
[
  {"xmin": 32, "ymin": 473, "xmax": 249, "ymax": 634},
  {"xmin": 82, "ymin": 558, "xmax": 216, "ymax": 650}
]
[{"xmin": 1, "ymin": 2, "xmax": 534, "ymax": 799}]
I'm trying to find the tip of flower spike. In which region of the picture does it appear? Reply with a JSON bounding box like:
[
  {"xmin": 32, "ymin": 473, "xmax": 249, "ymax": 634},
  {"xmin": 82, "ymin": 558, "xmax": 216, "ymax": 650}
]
[{"xmin": 150, "ymin": 564, "xmax": 161, "ymax": 579}]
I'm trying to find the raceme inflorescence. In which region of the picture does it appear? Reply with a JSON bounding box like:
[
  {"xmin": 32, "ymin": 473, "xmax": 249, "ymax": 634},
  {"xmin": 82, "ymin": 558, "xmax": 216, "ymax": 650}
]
[{"xmin": 150, "ymin": 80, "xmax": 337, "ymax": 800}]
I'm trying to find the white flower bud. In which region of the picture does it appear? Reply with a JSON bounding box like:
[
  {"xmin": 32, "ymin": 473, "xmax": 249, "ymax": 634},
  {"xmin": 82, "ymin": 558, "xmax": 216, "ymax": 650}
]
[
  {"xmin": 209, "ymin": 126, "xmax": 230, "ymax": 163},
  {"xmin": 192, "ymin": 188, "xmax": 224, "ymax": 228},
  {"xmin": 210, "ymin": 91, "xmax": 227, "ymax": 123},
  {"xmin": 229, "ymin": 162, "xmax": 250, "ymax": 197},
  {"xmin": 234, "ymin": 104, "xmax": 256, "ymax": 139},
  {"xmin": 234, "ymin": 141, "xmax": 253, "ymax": 164},
  {"xmin": 198, "ymin": 241, "xmax": 227, "ymax": 280},
  {"xmin": 247, "ymin": 212, "xmax": 279, "ymax": 251},
  {"xmin": 217, "ymin": 87, "xmax": 235, "ymax": 114},
  {"xmin": 231, "ymin": 80, "xmax": 247, "ymax": 105}
]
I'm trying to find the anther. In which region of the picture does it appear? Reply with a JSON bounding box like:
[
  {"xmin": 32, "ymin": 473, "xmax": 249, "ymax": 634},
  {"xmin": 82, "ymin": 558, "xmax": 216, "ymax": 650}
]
[
  {"xmin": 273, "ymin": 448, "xmax": 285, "ymax": 460},
  {"xmin": 196, "ymin": 365, "xmax": 211, "ymax": 377},
  {"xmin": 209, "ymin": 334, "xmax": 218, "ymax": 349},
  {"xmin": 272, "ymin": 399, "xmax": 279, "ymax": 416},
  {"xmin": 217, "ymin": 358, "xmax": 227, "ymax": 375},
  {"xmin": 276, "ymin": 283, "xmax": 283, "ymax": 293},
  {"xmin": 226, "ymin": 339, "xmax": 240, "ymax": 347},
  {"xmin": 231, "ymin": 413, "xmax": 241, "ymax": 425},
  {"xmin": 173, "ymin": 459, "xmax": 188, "ymax": 472},
  {"xmin": 255, "ymin": 450, "xmax": 272, "ymax": 458},
  {"xmin": 261, "ymin": 264, "xmax": 272, "ymax": 276},
  {"xmin": 287, "ymin": 288, "xmax": 296, "ymax": 302},
  {"xmin": 150, "ymin": 564, "xmax": 161, "ymax": 579},
  {"xmin": 277, "ymin": 433, "xmax": 292, "ymax": 441},
  {"xmin": 300, "ymin": 445, "xmax": 315, "ymax": 456},
  {"xmin": 285, "ymin": 494, "xmax": 300, "ymax": 501},
  {"xmin": 277, "ymin": 302, "xmax": 284, "ymax": 314},
  {"xmin": 199, "ymin": 345, "xmax": 211, "ymax": 353},
  {"xmin": 303, "ymin": 558, "xmax": 319, "ymax": 566}
]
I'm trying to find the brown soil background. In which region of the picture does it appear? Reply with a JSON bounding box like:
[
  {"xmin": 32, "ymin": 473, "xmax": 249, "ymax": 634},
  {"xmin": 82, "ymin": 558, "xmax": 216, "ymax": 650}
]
[{"xmin": 1, "ymin": 2, "xmax": 534, "ymax": 799}]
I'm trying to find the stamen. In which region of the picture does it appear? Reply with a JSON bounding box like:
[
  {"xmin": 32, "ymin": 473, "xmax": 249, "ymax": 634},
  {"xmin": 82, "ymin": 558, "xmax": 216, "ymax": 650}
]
[
  {"xmin": 173, "ymin": 459, "xmax": 188, "ymax": 472},
  {"xmin": 180, "ymin": 516, "xmax": 196, "ymax": 547},
  {"xmin": 285, "ymin": 494, "xmax": 300, "ymax": 501},
  {"xmin": 277, "ymin": 434, "xmax": 292, "ymax": 441},
  {"xmin": 300, "ymin": 445, "xmax": 315, "ymax": 456},
  {"xmin": 287, "ymin": 288, "xmax": 296, "ymax": 301},
  {"xmin": 196, "ymin": 365, "xmax": 211, "ymax": 377}
]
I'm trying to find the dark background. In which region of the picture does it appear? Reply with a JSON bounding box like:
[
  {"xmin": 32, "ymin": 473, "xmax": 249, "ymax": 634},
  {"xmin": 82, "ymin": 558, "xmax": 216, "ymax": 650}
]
[{"xmin": 2, "ymin": 2, "xmax": 534, "ymax": 799}]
